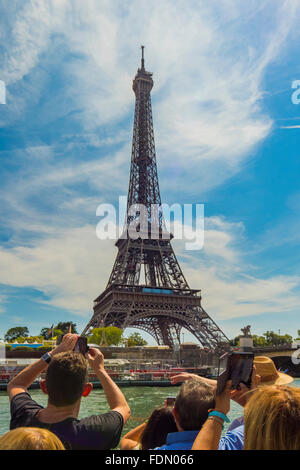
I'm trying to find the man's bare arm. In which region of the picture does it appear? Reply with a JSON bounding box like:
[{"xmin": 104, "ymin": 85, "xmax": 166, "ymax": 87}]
[{"xmin": 85, "ymin": 348, "xmax": 131, "ymax": 424}]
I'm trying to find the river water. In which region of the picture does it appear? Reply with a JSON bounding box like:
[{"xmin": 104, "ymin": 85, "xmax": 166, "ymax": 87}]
[{"xmin": 1, "ymin": 379, "xmax": 300, "ymax": 440}]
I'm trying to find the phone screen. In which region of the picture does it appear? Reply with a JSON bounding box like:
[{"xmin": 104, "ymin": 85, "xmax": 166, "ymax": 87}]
[
  {"xmin": 74, "ymin": 336, "xmax": 89, "ymax": 355},
  {"xmin": 216, "ymin": 352, "xmax": 254, "ymax": 395},
  {"xmin": 166, "ymin": 397, "xmax": 176, "ymax": 406},
  {"xmin": 230, "ymin": 353, "xmax": 254, "ymax": 390}
]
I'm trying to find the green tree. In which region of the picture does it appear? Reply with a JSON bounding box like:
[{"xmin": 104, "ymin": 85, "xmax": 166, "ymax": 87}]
[
  {"xmin": 252, "ymin": 335, "xmax": 269, "ymax": 347},
  {"xmin": 229, "ymin": 336, "xmax": 240, "ymax": 347},
  {"xmin": 40, "ymin": 327, "xmax": 64, "ymax": 339},
  {"xmin": 88, "ymin": 327, "xmax": 123, "ymax": 346},
  {"xmin": 263, "ymin": 331, "xmax": 293, "ymax": 346},
  {"xmin": 15, "ymin": 336, "xmax": 25, "ymax": 344},
  {"xmin": 4, "ymin": 327, "xmax": 29, "ymax": 342},
  {"xmin": 40, "ymin": 327, "xmax": 51, "ymax": 338},
  {"xmin": 55, "ymin": 322, "xmax": 78, "ymax": 334},
  {"xmin": 126, "ymin": 332, "xmax": 148, "ymax": 347},
  {"xmin": 26, "ymin": 336, "xmax": 44, "ymax": 343}
]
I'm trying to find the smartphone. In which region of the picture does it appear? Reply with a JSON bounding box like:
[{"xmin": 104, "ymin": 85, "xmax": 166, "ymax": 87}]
[
  {"xmin": 216, "ymin": 351, "xmax": 254, "ymax": 395},
  {"xmin": 74, "ymin": 336, "xmax": 89, "ymax": 355},
  {"xmin": 166, "ymin": 397, "xmax": 176, "ymax": 407}
]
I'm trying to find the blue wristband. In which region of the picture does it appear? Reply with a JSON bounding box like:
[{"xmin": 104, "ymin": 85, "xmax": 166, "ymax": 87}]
[{"xmin": 208, "ymin": 410, "xmax": 230, "ymax": 423}]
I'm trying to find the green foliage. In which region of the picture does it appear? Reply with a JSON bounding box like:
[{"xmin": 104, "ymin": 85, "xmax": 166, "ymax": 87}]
[
  {"xmin": 14, "ymin": 335, "xmax": 43, "ymax": 344},
  {"xmin": 13, "ymin": 346, "xmax": 34, "ymax": 351},
  {"xmin": 88, "ymin": 326, "xmax": 123, "ymax": 346},
  {"xmin": 252, "ymin": 335, "xmax": 269, "ymax": 347},
  {"xmin": 263, "ymin": 331, "xmax": 292, "ymax": 346},
  {"xmin": 40, "ymin": 323, "xmax": 76, "ymax": 339},
  {"xmin": 4, "ymin": 327, "xmax": 29, "ymax": 342},
  {"xmin": 126, "ymin": 332, "xmax": 148, "ymax": 347},
  {"xmin": 5, "ymin": 345, "xmax": 12, "ymax": 351},
  {"xmin": 55, "ymin": 322, "xmax": 78, "ymax": 334},
  {"xmin": 36, "ymin": 346, "xmax": 52, "ymax": 352},
  {"xmin": 229, "ymin": 330, "xmax": 294, "ymax": 348},
  {"xmin": 27, "ymin": 336, "xmax": 43, "ymax": 343},
  {"xmin": 15, "ymin": 336, "xmax": 26, "ymax": 343},
  {"xmin": 229, "ymin": 336, "xmax": 240, "ymax": 347},
  {"xmin": 53, "ymin": 329, "xmax": 64, "ymax": 337}
]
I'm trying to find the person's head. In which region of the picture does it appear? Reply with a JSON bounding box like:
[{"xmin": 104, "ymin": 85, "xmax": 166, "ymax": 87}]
[
  {"xmin": 40, "ymin": 351, "xmax": 92, "ymax": 407},
  {"xmin": 0, "ymin": 427, "xmax": 65, "ymax": 450},
  {"xmin": 244, "ymin": 385, "xmax": 300, "ymax": 450},
  {"xmin": 140, "ymin": 406, "xmax": 177, "ymax": 450},
  {"xmin": 173, "ymin": 379, "xmax": 215, "ymax": 431}
]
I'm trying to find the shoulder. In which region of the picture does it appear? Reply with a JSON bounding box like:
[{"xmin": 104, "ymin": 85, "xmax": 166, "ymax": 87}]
[
  {"xmin": 10, "ymin": 392, "xmax": 43, "ymax": 430},
  {"xmin": 72, "ymin": 411, "xmax": 124, "ymax": 450},
  {"xmin": 11, "ymin": 392, "xmax": 43, "ymax": 412},
  {"xmin": 227, "ymin": 416, "xmax": 244, "ymax": 432},
  {"xmin": 218, "ymin": 424, "xmax": 244, "ymax": 451}
]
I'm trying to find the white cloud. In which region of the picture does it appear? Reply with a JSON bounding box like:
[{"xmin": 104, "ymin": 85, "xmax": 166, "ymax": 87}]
[
  {"xmin": 0, "ymin": 217, "xmax": 299, "ymax": 327},
  {"xmin": 186, "ymin": 266, "xmax": 300, "ymax": 321},
  {"xmin": 1, "ymin": 0, "xmax": 299, "ymax": 195},
  {"xmin": 1, "ymin": 1, "xmax": 300, "ymax": 338},
  {"xmin": 0, "ymin": 225, "xmax": 115, "ymax": 315}
]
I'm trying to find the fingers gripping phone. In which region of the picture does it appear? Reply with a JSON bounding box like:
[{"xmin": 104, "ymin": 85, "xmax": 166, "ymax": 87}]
[
  {"xmin": 216, "ymin": 351, "xmax": 254, "ymax": 396},
  {"xmin": 74, "ymin": 336, "xmax": 89, "ymax": 355}
]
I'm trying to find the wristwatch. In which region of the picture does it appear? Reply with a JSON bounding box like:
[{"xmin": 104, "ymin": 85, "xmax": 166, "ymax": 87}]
[{"xmin": 41, "ymin": 352, "xmax": 52, "ymax": 364}]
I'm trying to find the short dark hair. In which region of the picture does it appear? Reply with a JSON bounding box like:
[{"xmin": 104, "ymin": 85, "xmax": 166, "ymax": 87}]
[
  {"xmin": 46, "ymin": 352, "xmax": 88, "ymax": 406},
  {"xmin": 174, "ymin": 379, "xmax": 215, "ymax": 431},
  {"xmin": 140, "ymin": 406, "xmax": 177, "ymax": 450}
]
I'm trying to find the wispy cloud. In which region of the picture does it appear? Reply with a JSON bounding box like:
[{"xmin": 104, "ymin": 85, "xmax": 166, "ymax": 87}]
[
  {"xmin": 1, "ymin": 1, "xmax": 300, "ymax": 338},
  {"xmin": 0, "ymin": 217, "xmax": 299, "ymax": 326},
  {"xmin": 2, "ymin": 0, "xmax": 299, "ymax": 195}
]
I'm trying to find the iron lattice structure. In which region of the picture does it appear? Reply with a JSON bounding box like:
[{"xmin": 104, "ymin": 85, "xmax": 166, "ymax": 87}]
[{"xmin": 82, "ymin": 48, "xmax": 229, "ymax": 351}]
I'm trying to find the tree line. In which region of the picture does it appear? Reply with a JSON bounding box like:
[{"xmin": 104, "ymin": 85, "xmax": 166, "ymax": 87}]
[
  {"xmin": 230, "ymin": 330, "xmax": 300, "ymax": 347},
  {"xmin": 3, "ymin": 322, "xmax": 148, "ymax": 347}
]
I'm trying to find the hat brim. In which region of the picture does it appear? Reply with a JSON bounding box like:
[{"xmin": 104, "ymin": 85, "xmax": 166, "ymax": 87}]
[{"xmin": 260, "ymin": 372, "xmax": 294, "ymax": 386}]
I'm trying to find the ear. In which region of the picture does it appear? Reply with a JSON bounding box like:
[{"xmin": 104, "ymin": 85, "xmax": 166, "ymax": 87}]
[
  {"xmin": 82, "ymin": 382, "xmax": 93, "ymax": 397},
  {"xmin": 39, "ymin": 379, "xmax": 48, "ymax": 395}
]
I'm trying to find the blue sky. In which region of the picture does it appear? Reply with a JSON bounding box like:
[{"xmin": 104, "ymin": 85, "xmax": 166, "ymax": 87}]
[{"xmin": 0, "ymin": 0, "xmax": 300, "ymax": 344}]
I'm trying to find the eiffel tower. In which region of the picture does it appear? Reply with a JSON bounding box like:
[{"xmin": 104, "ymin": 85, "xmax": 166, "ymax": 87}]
[{"xmin": 82, "ymin": 47, "xmax": 229, "ymax": 351}]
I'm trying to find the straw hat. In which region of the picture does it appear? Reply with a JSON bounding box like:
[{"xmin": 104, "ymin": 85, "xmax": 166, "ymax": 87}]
[{"xmin": 254, "ymin": 356, "xmax": 294, "ymax": 386}]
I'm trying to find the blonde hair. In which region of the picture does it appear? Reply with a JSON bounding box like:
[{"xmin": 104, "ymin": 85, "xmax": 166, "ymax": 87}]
[
  {"xmin": 244, "ymin": 385, "xmax": 300, "ymax": 450},
  {"xmin": 0, "ymin": 427, "xmax": 65, "ymax": 450}
]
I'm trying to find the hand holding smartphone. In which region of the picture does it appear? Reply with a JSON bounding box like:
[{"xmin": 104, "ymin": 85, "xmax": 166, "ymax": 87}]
[{"xmin": 216, "ymin": 351, "xmax": 254, "ymax": 396}]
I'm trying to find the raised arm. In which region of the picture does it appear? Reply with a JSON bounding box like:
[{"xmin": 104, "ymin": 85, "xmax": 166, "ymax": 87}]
[
  {"xmin": 120, "ymin": 422, "xmax": 147, "ymax": 450},
  {"xmin": 192, "ymin": 381, "xmax": 231, "ymax": 450},
  {"xmin": 171, "ymin": 372, "xmax": 217, "ymax": 387},
  {"xmin": 85, "ymin": 348, "xmax": 131, "ymax": 424}
]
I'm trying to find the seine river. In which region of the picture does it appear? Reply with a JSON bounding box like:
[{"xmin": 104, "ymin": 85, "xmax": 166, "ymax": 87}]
[{"xmin": 1, "ymin": 380, "xmax": 300, "ymax": 440}]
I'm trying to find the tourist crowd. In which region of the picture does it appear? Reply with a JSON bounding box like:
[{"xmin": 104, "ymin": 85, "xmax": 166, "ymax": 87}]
[{"xmin": 1, "ymin": 333, "xmax": 300, "ymax": 451}]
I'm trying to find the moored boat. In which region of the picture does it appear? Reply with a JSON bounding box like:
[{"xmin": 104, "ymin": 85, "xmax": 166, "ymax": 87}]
[{"xmin": 0, "ymin": 359, "xmax": 217, "ymax": 390}]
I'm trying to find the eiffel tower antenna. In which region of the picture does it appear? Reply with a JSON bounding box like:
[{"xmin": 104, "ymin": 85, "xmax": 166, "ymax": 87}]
[
  {"xmin": 141, "ymin": 45, "xmax": 145, "ymax": 70},
  {"xmin": 82, "ymin": 49, "xmax": 229, "ymax": 351}
]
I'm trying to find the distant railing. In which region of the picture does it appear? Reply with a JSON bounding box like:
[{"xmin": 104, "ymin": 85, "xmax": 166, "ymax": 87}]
[
  {"xmin": 253, "ymin": 343, "xmax": 293, "ymax": 352},
  {"xmin": 94, "ymin": 283, "xmax": 201, "ymax": 305}
]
